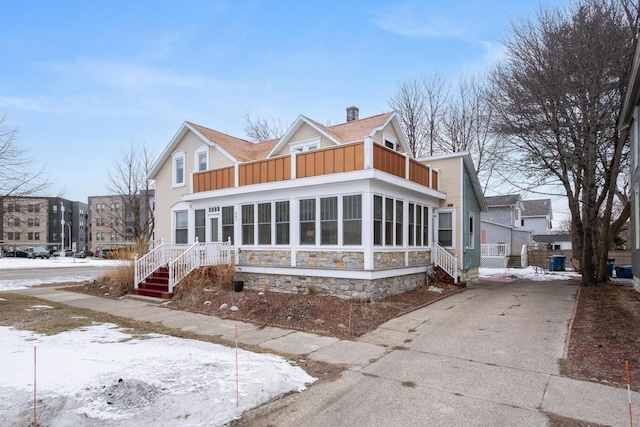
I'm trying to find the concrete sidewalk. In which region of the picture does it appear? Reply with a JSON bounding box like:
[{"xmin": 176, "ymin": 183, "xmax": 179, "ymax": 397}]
[{"xmin": 9, "ymin": 282, "xmax": 640, "ymax": 426}]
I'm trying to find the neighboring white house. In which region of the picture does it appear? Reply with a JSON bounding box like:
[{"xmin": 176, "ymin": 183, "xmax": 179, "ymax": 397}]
[{"xmin": 522, "ymin": 199, "xmax": 553, "ymax": 234}]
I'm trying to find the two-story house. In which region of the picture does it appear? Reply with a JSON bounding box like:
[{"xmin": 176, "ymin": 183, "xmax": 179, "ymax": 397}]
[
  {"xmin": 142, "ymin": 107, "xmax": 487, "ymax": 299},
  {"xmin": 618, "ymin": 35, "xmax": 640, "ymax": 291}
]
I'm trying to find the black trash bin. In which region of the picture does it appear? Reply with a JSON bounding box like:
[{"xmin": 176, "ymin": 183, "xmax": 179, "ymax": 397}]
[
  {"xmin": 233, "ymin": 280, "xmax": 244, "ymax": 292},
  {"xmin": 607, "ymin": 258, "xmax": 616, "ymax": 277}
]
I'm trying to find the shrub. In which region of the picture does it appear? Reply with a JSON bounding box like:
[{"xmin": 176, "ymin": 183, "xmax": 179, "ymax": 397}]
[{"xmin": 173, "ymin": 263, "xmax": 235, "ymax": 303}]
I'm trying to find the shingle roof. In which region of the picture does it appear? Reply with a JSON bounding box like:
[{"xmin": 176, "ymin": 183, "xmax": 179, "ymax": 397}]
[
  {"xmin": 187, "ymin": 122, "xmax": 278, "ymax": 162},
  {"xmin": 324, "ymin": 112, "xmax": 393, "ymax": 143},
  {"xmin": 485, "ymin": 194, "xmax": 522, "ymax": 207},
  {"xmin": 188, "ymin": 111, "xmax": 394, "ymax": 162},
  {"xmin": 523, "ymin": 199, "xmax": 552, "ymax": 217}
]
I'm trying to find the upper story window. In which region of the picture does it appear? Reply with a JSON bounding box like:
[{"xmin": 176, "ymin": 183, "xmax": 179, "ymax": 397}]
[
  {"xmin": 383, "ymin": 132, "xmax": 397, "ymax": 151},
  {"xmin": 173, "ymin": 151, "xmax": 186, "ymax": 187},
  {"xmin": 290, "ymin": 137, "xmax": 320, "ymax": 153},
  {"xmin": 195, "ymin": 146, "xmax": 208, "ymax": 172}
]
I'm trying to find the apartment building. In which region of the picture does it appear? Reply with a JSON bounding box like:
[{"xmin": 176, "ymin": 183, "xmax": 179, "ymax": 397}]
[{"xmin": 0, "ymin": 197, "xmax": 89, "ymax": 253}]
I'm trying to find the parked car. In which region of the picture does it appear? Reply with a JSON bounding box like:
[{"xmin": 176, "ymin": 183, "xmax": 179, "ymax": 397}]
[
  {"xmin": 75, "ymin": 250, "xmax": 94, "ymax": 258},
  {"xmin": 26, "ymin": 247, "xmax": 50, "ymax": 259},
  {"xmin": 4, "ymin": 249, "xmax": 28, "ymax": 258},
  {"xmin": 52, "ymin": 249, "xmax": 74, "ymax": 257},
  {"xmin": 97, "ymin": 248, "xmax": 115, "ymax": 259}
]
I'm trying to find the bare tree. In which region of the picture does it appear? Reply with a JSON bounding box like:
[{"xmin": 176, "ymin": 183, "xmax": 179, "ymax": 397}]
[
  {"xmin": 102, "ymin": 143, "xmax": 155, "ymax": 253},
  {"xmin": 439, "ymin": 76, "xmax": 506, "ymax": 194},
  {"xmin": 489, "ymin": 0, "xmax": 638, "ymax": 285},
  {"xmin": 388, "ymin": 73, "xmax": 449, "ymax": 157},
  {"xmin": 0, "ymin": 114, "xmax": 50, "ymax": 198},
  {"xmin": 244, "ymin": 112, "xmax": 290, "ymax": 142}
]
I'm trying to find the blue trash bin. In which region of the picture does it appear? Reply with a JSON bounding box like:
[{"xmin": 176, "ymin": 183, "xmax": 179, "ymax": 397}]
[
  {"xmin": 607, "ymin": 258, "xmax": 616, "ymax": 277},
  {"xmin": 548, "ymin": 255, "xmax": 567, "ymax": 271}
]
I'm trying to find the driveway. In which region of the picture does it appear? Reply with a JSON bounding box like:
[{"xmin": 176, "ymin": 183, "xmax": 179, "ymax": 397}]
[{"xmin": 238, "ymin": 279, "xmax": 584, "ymax": 426}]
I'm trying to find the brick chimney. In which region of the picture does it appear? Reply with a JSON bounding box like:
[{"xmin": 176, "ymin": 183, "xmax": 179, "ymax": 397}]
[{"xmin": 346, "ymin": 106, "xmax": 359, "ymax": 122}]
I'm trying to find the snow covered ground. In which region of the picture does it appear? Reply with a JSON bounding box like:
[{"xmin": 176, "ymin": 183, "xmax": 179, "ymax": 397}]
[
  {"xmin": 0, "ymin": 258, "xmax": 585, "ymax": 426},
  {"xmin": 0, "ymin": 256, "xmax": 125, "ymax": 291},
  {"xmin": 0, "ymin": 321, "xmax": 315, "ymax": 426}
]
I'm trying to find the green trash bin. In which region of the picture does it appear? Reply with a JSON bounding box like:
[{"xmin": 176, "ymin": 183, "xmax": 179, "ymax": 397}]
[{"xmin": 607, "ymin": 258, "xmax": 615, "ymax": 277}]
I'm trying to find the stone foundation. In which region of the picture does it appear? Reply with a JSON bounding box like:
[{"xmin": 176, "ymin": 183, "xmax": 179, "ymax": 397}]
[{"xmin": 235, "ymin": 270, "xmax": 425, "ymax": 300}]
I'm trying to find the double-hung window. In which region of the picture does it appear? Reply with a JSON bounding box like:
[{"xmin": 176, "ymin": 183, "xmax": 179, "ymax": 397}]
[
  {"xmin": 175, "ymin": 210, "xmax": 188, "ymax": 244},
  {"xmin": 242, "ymin": 205, "xmax": 255, "ymax": 245},
  {"xmin": 195, "ymin": 209, "xmax": 206, "ymax": 242},
  {"xmin": 173, "ymin": 152, "xmax": 185, "ymax": 187},
  {"xmin": 300, "ymin": 199, "xmax": 316, "ymax": 245},
  {"xmin": 275, "ymin": 201, "xmax": 290, "ymax": 245},
  {"xmin": 221, "ymin": 206, "xmax": 234, "ymax": 244},
  {"xmin": 320, "ymin": 197, "xmax": 338, "ymax": 245},
  {"xmin": 343, "ymin": 195, "xmax": 362, "ymax": 245},
  {"xmin": 374, "ymin": 196, "xmax": 383, "ymax": 245},
  {"xmin": 438, "ymin": 211, "xmax": 454, "ymax": 247},
  {"xmin": 258, "ymin": 203, "xmax": 271, "ymax": 245}
]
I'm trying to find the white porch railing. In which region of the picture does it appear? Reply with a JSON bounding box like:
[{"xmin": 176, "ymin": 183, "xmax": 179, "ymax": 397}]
[
  {"xmin": 481, "ymin": 243, "xmax": 511, "ymax": 257},
  {"xmin": 134, "ymin": 238, "xmax": 233, "ymax": 294},
  {"xmin": 134, "ymin": 240, "xmax": 191, "ymax": 289},
  {"xmin": 433, "ymin": 243, "xmax": 458, "ymax": 283},
  {"xmin": 168, "ymin": 239, "xmax": 201, "ymax": 294},
  {"xmin": 168, "ymin": 239, "xmax": 234, "ymax": 294}
]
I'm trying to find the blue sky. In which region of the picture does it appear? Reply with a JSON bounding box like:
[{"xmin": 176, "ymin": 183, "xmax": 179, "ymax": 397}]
[{"xmin": 1, "ymin": 0, "xmax": 567, "ymax": 203}]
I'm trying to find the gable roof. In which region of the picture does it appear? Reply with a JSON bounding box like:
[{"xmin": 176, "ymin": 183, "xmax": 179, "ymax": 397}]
[
  {"xmin": 149, "ymin": 122, "xmax": 279, "ymax": 178},
  {"xmin": 485, "ymin": 194, "xmax": 522, "ymax": 208},
  {"xmin": 522, "ymin": 199, "xmax": 553, "ymax": 218},
  {"xmin": 266, "ymin": 111, "xmax": 402, "ymax": 158}
]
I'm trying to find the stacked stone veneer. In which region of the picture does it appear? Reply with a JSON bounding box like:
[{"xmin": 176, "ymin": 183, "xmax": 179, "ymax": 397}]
[
  {"xmin": 235, "ymin": 270, "xmax": 425, "ymax": 300},
  {"xmin": 296, "ymin": 251, "xmax": 365, "ymax": 269},
  {"xmin": 238, "ymin": 249, "xmax": 291, "ymax": 266},
  {"xmin": 235, "ymin": 249, "xmax": 431, "ymax": 300}
]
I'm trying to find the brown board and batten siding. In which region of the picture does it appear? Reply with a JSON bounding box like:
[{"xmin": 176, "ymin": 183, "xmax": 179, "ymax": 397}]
[
  {"xmin": 239, "ymin": 156, "xmax": 291, "ymax": 185},
  {"xmin": 409, "ymin": 158, "xmax": 431, "ymax": 187},
  {"xmin": 297, "ymin": 142, "xmax": 364, "ymax": 178},
  {"xmin": 373, "ymin": 144, "xmax": 405, "ymax": 178},
  {"xmin": 193, "ymin": 166, "xmax": 234, "ymax": 192}
]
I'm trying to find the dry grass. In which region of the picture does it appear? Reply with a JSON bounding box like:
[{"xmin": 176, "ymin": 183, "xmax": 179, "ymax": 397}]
[
  {"xmin": 173, "ymin": 264, "xmax": 236, "ymax": 303},
  {"xmin": 96, "ymin": 260, "xmax": 134, "ymax": 297}
]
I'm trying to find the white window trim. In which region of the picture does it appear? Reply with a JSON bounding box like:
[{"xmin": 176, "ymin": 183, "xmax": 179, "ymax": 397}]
[
  {"xmin": 383, "ymin": 132, "xmax": 397, "ymax": 151},
  {"xmin": 172, "ymin": 151, "xmax": 186, "ymax": 188},
  {"xmin": 468, "ymin": 212, "xmax": 475, "ymax": 250},
  {"xmin": 194, "ymin": 145, "xmax": 208, "ymax": 172},
  {"xmin": 437, "ymin": 208, "xmax": 456, "ymax": 249},
  {"xmin": 290, "ymin": 137, "xmax": 321, "ymax": 153},
  {"xmin": 170, "ymin": 202, "xmax": 191, "ymax": 244}
]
